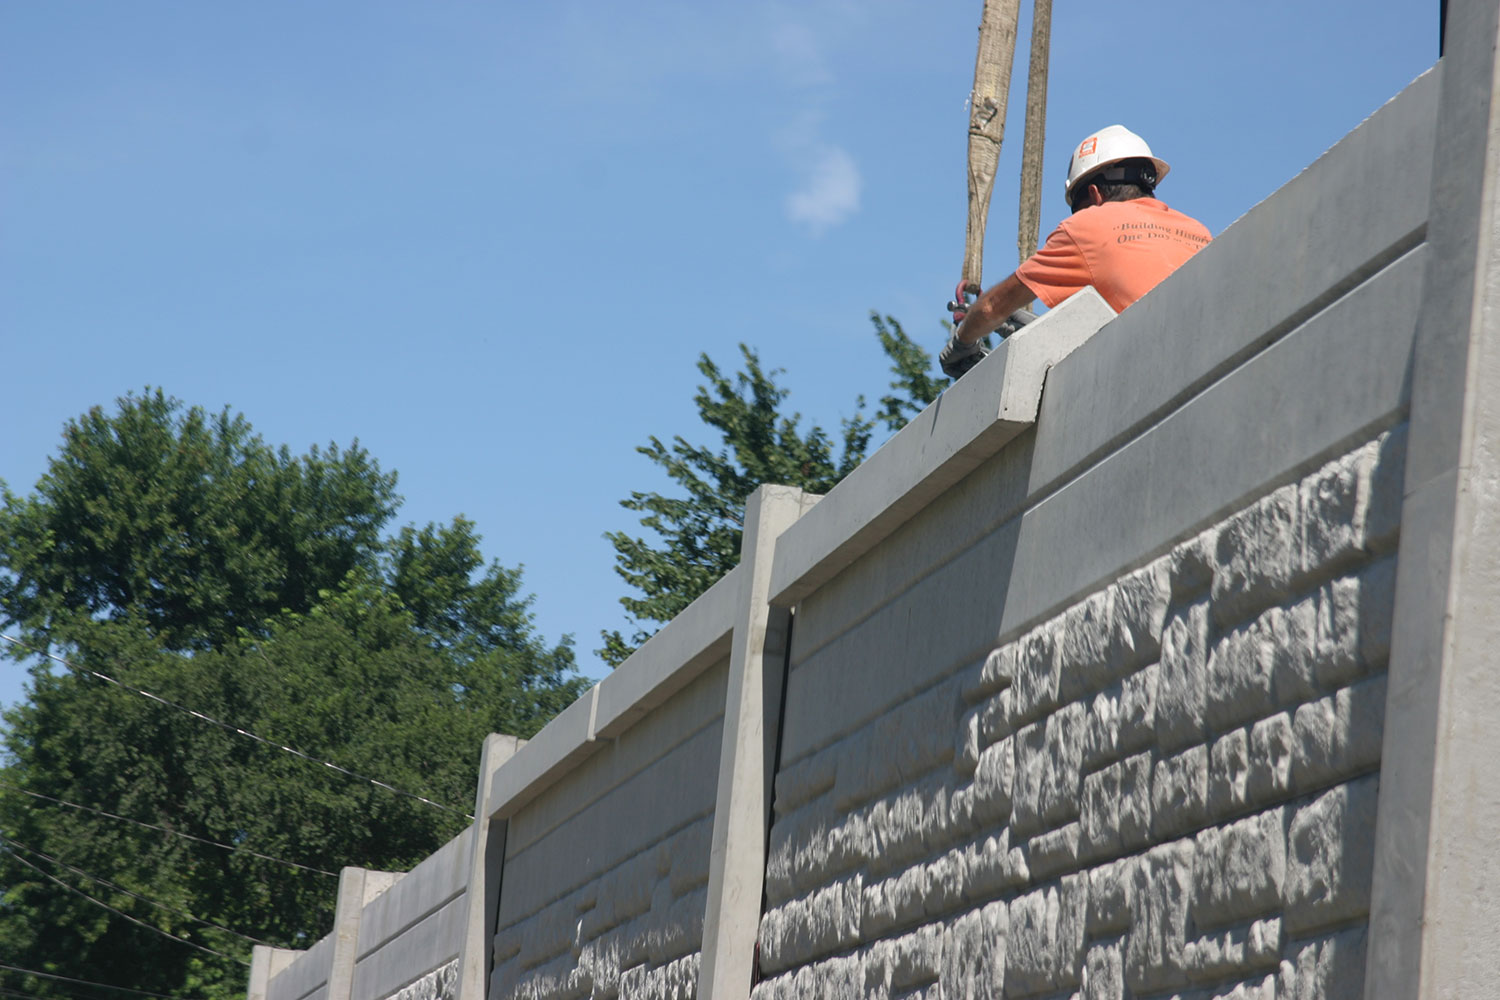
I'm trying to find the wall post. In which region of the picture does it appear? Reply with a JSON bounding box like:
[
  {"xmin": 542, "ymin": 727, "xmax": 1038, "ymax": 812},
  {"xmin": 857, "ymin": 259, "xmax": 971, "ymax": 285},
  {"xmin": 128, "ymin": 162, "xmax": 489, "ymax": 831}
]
[
  {"xmin": 456, "ymin": 732, "xmax": 526, "ymax": 1000},
  {"xmin": 246, "ymin": 945, "xmax": 301, "ymax": 1000},
  {"xmin": 325, "ymin": 866, "xmax": 401, "ymax": 1000},
  {"xmin": 696, "ymin": 485, "xmax": 815, "ymax": 1000},
  {"xmin": 1366, "ymin": 0, "xmax": 1500, "ymax": 994}
]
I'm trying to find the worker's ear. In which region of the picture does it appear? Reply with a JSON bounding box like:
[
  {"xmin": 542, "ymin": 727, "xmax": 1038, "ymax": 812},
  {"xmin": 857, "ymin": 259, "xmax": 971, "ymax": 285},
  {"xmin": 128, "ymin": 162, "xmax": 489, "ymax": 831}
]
[{"xmin": 1086, "ymin": 184, "xmax": 1105, "ymax": 208}]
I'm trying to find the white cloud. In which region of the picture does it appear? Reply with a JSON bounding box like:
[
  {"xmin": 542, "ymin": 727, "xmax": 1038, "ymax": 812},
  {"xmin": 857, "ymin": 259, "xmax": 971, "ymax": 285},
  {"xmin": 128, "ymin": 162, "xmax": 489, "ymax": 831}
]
[
  {"xmin": 785, "ymin": 144, "xmax": 861, "ymax": 234},
  {"xmin": 764, "ymin": 11, "xmax": 866, "ymax": 235},
  {"xmin": 771, "ymin": 20, "xmax": 831, "ymax": 87}
]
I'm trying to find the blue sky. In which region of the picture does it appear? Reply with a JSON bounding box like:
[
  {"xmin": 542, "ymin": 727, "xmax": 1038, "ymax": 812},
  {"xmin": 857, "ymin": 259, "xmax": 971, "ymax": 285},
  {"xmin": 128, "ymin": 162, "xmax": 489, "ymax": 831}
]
[{"xmin": 2, "ymin": 1, "xmax": 1436, "ymax": 704}]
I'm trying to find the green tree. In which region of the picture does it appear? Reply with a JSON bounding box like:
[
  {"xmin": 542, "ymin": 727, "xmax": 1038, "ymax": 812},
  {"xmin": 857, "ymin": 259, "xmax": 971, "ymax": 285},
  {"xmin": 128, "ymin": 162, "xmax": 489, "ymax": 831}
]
[
  {"xmin": 0, "ymin": 390, "xmax": 584, "ymax": 998},
  {"xmin": 599, "ymin": 314, "xmax": 942, "ymax": 666},
  {"xmin": 0, "ymin": 389, "xmax": 398, "ymax": 654}
]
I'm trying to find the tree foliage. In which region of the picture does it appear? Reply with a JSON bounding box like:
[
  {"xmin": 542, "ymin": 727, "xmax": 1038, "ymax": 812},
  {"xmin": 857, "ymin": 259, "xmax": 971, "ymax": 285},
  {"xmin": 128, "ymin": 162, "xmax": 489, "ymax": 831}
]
[
  {"xmin": 0, "ymin": 390, "xmax": 397, "ymax": 654},
  {"xmin": 600, "ymin": 314, "xmax": 942, "ymax": 666},
  {"xmin": 0, "ymin": 390, "xmax": 584, "ymax": 998}
]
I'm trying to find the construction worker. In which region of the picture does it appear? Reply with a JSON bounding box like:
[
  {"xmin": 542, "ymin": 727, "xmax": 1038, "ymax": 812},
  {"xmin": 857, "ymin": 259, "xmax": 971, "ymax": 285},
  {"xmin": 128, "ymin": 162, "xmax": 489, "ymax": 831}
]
[{"xmin": 940, "ymin": 125, "xmax": 1211, "ymax": 378}]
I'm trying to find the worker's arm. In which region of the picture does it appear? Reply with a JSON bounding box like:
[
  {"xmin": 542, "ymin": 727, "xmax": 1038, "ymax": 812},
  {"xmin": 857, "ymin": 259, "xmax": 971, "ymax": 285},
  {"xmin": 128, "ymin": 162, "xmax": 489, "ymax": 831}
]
[{"xmin": 953, "ymin": 272, "xmax": 1037, "ymax": 345}]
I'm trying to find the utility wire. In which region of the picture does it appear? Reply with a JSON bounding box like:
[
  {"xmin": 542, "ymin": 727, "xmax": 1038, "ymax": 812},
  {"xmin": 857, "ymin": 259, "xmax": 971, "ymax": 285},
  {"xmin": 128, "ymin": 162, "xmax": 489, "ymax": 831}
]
[
  {"xmin": 0, "ymin": 782, "xmax": 337, "ymax": 878},
  {"xmin": 0, "ymin": 964, "xmax": 204, "ymax": 1000},
  {"xmin": 4, "ymin": 850, "xmax": 246, "ymax": 965},
  {"xmin": 0, "ymin": 985, "xmax": 58, "ymax": 1000},
  {"xmin": 0, "ymin": 833, "xmax": 275, "ymax": 948},
  {"xmin": 0, "ymin": 633, "xmax": 470, "ymax": 818}
]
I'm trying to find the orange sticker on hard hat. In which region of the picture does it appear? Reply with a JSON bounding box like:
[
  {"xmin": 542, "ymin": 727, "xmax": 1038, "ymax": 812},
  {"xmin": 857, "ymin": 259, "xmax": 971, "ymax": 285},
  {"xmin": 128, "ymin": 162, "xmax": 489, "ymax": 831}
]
[{"xmin": 1079, "ymin": 137, "xmax": 1098, "ymax": 156}]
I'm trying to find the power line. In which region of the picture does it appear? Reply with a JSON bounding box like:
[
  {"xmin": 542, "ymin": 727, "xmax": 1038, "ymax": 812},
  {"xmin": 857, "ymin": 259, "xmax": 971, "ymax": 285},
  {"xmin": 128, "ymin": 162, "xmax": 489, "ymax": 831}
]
[
  {"xmin": 4, "ymin": 850, "xmax": 246, "ymax": 966},
  {"xmin": 0, "ymin": 633, "xmax": 470, "ymax": 818},
  {"xmin": 0, "ymin": 833, "xmax": 275, "ymax": 948},
  {"xmin": 0, "ymin": 964, "xmax": 204, "ymax": 1000},
  {"xmin": 0, "ymin": 985, "xmax": 60, "ymax": 1000},
  {"xmin": 0, "ymin": 782, "xmax": 337, "ymax": 878}
]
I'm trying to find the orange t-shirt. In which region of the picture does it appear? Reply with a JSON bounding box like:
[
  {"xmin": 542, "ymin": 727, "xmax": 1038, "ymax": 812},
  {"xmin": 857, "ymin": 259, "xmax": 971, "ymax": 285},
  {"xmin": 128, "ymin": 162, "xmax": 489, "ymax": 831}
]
[{"xmin": 1015, "ymin": 198, "xmax": 1211, "ymax": 313}]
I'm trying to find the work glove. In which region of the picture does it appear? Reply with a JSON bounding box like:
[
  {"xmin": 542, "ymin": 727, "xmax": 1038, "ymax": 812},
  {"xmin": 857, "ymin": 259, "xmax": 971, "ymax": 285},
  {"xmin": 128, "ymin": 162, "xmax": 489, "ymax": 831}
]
[
  {"xmin": 997, "ymin": 308, "xmax": 1037, "ymax": 337},
  {"xmin": 940, "ymin": 332, "xmax": 988, "ymax": 379},
  {"xmin": 940, "ymin": 308, "xmax": 1038, "ymax": 379}
]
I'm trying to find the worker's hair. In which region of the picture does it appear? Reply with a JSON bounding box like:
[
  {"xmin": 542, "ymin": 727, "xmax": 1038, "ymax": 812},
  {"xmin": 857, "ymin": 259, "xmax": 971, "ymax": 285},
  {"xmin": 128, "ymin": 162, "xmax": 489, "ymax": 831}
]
[{"xmin": 1069, "ymin": 158, "xmax": 1157, "ymax": 212}]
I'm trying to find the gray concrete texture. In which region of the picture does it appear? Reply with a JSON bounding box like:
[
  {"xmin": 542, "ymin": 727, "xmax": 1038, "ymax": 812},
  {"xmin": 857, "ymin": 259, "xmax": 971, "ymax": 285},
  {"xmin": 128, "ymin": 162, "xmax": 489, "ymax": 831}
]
[
  {"xmin": 489, "ymin": 660, "xmax": 729, "ymax": 999},
  {"xmin": 1366, "ymin": 1, "xmax": 1500, "ymax": 995},
  {"xmin": 700, "ymin": 486, "xmax": 817, "ymax": 999},
  {"xmin": 257, "ymin": 36, "xmax": 1500, "ymax": 1000},
  {"xmin": 760, "ymin": 433, "xmax": 1401, "ymax": 996},
  {"xmin": 353, "ymin": 832, "xmax": 471, "ymax": 1000},
  {"xmin": 770, "ymin": 289, "xmax": 1116, "ymax": 607}
]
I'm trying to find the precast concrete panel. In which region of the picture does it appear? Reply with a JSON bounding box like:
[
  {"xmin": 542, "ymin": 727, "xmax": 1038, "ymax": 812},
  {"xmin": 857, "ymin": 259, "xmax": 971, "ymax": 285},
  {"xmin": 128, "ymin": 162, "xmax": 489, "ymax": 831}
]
[
  {"xmin": 265, "ymin": 931, "xmax": 334, "ymax": 1000},
  {"xmin": 758, "ymin": 428, "xmax": 1405, "ymax": 995},
  {"xmin": 489, "ymin": 659, "xmax": 729, "ymax": 999},
  {"xmin": 502, "ymin": 658, "xmax": 727, "ymax": 863},
  {"xmin": 497, "ymin": 714, "xmax": 722, "ymax": 921},
  {"xmin": 355, "ymin": 828, "xmax": 469, "ymax": 963},
  {"xmin": 349, "ymin": 829, "xmax": 469, "ymax": 1000},
  {"xmin": 351, "ymin": 895, "xmax": 466, "ymax": 1000}
]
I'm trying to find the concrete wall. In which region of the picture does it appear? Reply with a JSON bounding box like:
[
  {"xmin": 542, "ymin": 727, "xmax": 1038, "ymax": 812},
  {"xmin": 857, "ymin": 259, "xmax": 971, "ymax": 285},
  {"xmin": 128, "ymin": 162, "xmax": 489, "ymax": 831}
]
[
  {"xmin": 746, "ymin": 59, "xmax": 1432, "ymax": 1000},
  {"xmin": 490, "ymin": 659, "xmax": 727, "ymax": 998},
  {"xmin": 759, "ymin": 431, "xmax": 1402, "ymax": 996},
  {"xmin": 352, "ymin": 830, "xmax": 471, "ymax": 1000},
  {"xmin": 258, "ymin": 542, "xmax": 748, "ymax": 1000},
  {"xmin": 254, "ymin": 22, "xmax": 1500, "ymax": 998}
]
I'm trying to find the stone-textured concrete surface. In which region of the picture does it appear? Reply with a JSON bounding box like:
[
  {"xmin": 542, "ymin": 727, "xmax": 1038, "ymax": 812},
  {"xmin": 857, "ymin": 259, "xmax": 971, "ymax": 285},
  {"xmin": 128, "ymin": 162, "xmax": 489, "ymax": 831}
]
[
  {"xmin": 383, "ymin": 961, "xmax": 456, "ymax": 1000},
  {"xmin": 758, "ymin": 432, "xmax": 1402, "ymax": 997}
]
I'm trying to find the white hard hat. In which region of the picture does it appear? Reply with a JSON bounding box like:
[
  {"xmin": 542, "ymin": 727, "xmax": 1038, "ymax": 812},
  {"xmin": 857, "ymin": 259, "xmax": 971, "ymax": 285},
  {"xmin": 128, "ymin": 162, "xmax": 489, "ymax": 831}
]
[{"xmin": 1063, "ymin": 125, "xmax": 1170, "ymax": 205}]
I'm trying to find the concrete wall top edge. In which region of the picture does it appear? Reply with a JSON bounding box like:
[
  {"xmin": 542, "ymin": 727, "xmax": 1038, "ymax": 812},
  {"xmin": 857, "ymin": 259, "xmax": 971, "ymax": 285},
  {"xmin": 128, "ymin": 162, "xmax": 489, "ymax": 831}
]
[
  {"xmin": 1023, "ymin": 68, "xmax": 1437, "ymax": 504},
  {"xmin": 486, "ymin": 684, "xmax": 599, "ymax": 820},
  {"xmin": 778, "ymin": 243, "xmax": 1422, "ymax": 767},
  {"xmin": 772, "ymin": 69, "xmax": 1438, "ymax": 680},
  {"xmin": 502, "ymin": 658, "xmax": 729, "ymax": 863},
  {"xmin": 1223, "ymin": 64, "xmax": 1438, "ymax": 239},
  {"xmin": 767, "ymin": 289, "xmax": 1115, "ymax": 608},
  {"xmin": 350, "ymin": 895, "xmax": 466, "ymax": 1000},
  {"xmin": 594, "ymin": 563, "xmax": 742, "ymax": 739},
  {"xmin": 482, "ymin": 565, "xmax": 744, "ymax": 823},
  {"xmin": 355, "ymin": 826, "xmax": 471, "ymax": 959},
  {"xmin": 267, "ymin": 929, "xmax": 334, "ymax": 999}
]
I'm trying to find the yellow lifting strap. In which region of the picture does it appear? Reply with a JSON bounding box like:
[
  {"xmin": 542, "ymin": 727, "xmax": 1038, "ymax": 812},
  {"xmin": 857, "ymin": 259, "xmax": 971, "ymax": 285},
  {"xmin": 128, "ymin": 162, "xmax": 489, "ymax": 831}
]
[{"xmin": 961, "ymin": 0, "xmax": 1022, "ymax": 295}]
